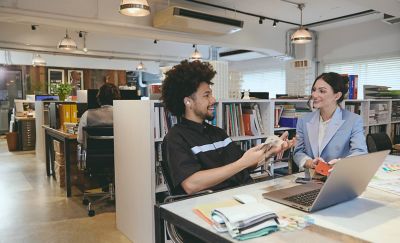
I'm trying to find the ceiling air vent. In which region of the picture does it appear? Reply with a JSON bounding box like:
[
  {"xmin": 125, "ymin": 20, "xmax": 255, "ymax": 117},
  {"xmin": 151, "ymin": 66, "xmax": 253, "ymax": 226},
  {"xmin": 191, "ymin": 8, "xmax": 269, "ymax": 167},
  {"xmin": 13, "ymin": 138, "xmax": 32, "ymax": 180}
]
[
  {"xmin": 153, "ymin": 6, "xmax": 244, "ymax": 35},
  {"xmin": 382, "ymin": 13, "xmax": 400, "ymax": 24}
]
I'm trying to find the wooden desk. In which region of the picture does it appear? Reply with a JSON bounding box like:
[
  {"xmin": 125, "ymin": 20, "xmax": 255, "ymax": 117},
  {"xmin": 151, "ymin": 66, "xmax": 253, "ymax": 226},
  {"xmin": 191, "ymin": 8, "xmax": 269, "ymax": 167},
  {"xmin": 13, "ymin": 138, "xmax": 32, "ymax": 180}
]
[
  {"xmin": 43, "ymin": 125, "xmax": 77, "ymax": 197},
  {"xmin": 155, "ymin": 155, "xmax": 400, "ymax": 243}
]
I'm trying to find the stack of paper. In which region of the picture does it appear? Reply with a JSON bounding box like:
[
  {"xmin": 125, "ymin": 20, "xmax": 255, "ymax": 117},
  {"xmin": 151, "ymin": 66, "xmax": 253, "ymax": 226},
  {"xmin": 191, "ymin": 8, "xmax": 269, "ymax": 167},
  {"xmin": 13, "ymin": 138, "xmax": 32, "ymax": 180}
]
[{"xmin": 211, "ymin": 202, "xmax": 279, "ymax": 240}]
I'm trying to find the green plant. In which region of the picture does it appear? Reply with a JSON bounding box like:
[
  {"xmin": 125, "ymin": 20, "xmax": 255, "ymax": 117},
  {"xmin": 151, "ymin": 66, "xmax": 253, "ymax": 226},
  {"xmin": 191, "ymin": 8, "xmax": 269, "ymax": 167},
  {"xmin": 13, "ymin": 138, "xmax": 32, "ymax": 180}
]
[{"xmin": 55, "ymin": 83, "xmax": 72, "ymax": 101}]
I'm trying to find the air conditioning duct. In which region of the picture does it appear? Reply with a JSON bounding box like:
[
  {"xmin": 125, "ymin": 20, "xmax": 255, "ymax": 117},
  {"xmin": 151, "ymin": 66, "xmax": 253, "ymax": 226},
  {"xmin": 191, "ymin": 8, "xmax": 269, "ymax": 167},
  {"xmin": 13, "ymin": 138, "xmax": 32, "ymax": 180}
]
[
  {"xmin": 382, "ymin": 13, "xmax": 400, "ymax": 25},
  {"xmin": 153, "ymin": 6, "xmax": 244, "ymax": 35}
]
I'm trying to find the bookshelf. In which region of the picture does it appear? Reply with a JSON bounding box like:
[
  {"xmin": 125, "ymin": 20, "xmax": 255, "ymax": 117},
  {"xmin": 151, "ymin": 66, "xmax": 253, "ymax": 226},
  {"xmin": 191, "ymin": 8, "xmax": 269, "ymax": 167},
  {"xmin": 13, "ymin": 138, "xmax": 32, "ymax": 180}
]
[
  {"xmin": 344, "ymin": 99, "xmax": 400, "ymax": 141},
  {"xmin": 113, "ymin": 98, "xmax": 400, "ymax": 243}
]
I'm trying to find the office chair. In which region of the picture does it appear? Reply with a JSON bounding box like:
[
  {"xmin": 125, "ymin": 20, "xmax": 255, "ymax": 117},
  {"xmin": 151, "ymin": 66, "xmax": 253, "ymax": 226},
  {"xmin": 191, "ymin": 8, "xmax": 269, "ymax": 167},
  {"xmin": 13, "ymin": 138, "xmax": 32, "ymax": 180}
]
[
  {"xmin": 366, "ymin": 133, "xmax": 400, "ymax": 155},
  {"xmin": 79, "ymin": 126, "xmax": 115, "ymax": 217},
  {"xmin": 160, "ymin": 140, "xmax": 212, "ymax": 243}
]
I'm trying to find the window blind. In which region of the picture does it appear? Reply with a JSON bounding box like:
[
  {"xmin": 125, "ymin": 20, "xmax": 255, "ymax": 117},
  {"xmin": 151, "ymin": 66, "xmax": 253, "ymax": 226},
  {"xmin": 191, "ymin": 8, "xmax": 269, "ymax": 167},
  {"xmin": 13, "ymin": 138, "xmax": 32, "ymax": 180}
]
[
  {"xmin": 241, "ymin": 68, "xmax": 286, "ymax": 98},
  {"xmin": 324, "ymin": 56, "xmax": 400, "ymax": 98}
]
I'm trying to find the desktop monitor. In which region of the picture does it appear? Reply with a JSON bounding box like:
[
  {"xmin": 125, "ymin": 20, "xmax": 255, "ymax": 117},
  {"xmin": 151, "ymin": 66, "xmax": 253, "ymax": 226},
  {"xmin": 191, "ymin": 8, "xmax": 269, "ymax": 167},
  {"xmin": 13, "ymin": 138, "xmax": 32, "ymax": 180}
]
[
  {"xmin": 87, "ymin": 89, "xmax": 100, "ymax": 109},
  {"xmin": 120, "ymin": 89, "xmax": 140, "ymax": 100},
  {"xmin": 241, "ymin": 91, "xmax": 269, "ymax": 99},
  {"xmin": 35, "ymin": 95, "xmax": 59, "ymax": 101}
]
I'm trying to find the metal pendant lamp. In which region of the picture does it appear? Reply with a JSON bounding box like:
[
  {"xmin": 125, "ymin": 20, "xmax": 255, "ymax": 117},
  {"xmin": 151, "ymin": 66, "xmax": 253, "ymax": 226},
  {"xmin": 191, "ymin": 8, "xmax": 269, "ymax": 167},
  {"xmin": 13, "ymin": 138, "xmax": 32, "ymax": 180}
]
[
  {"xmin": 120, "ymin": 0, "xmax": 150, "ymax": 17},
  {"xmin": 190, "ymin": 45, "xmax": 202, "ymax": 60},
  {"xmin": 58, "ymin": 29, "xmax": 77, "ymax": 50},
  {"xmin": 32, "ymin": 53, "xmax": 46, "ymax": 66},
  {"xmin": 136, "ymin": 61, "xmax": 145, "ymax": 70},
  {"xmin": 291, "ymin": 3, "xmax": 312, "ymax": 44}
]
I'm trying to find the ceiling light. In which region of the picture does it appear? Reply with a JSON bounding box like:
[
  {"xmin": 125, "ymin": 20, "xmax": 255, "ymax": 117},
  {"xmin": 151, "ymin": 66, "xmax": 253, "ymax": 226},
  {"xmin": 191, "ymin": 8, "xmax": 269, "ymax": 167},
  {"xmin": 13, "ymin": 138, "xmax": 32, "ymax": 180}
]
[
  {"xmin": 57, "ymin": 29, "xmax": 77, "ymax": 50},
  {"xmin": 119, "ymin": 0, "xmax": 150, "ymax": 17},
  {"xmin": 154, "ymin": 39, "xmax": 158, "ymax": 44},
  {"xmin": 190, "ymin": 45, "xmax": 202, "ymax": 60},
  {"xmin": 32, "ymin": 54, "xmax": 46, "ymax": 66},
  {"xmin": 31, "ymin": 25, "xmax": 37, "ymax": 30},
  {"xmin": 259, "ymin": 17, "xmax": 264, "ymax": 24},
  {"xmin": 136, "ymin": 61, "xmax": 145, "ymax": 70},
  {"xmin": 291, "ymin": 3, "xmax": 312, "ymax": 44},
  {"xmin": 272, "ymin": 20, "xmax": 278, "ymax": 27},
  {"xmin": 80, "ymin": 31, "xmax": 88, "ymax": 53}
]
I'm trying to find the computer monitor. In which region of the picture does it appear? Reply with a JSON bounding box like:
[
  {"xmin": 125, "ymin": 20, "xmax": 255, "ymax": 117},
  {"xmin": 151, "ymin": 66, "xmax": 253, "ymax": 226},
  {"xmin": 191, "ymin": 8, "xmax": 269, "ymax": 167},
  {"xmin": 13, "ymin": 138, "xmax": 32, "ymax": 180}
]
[
  {"xmin": 241, "ymin": 91, "xmax": 269, "ymax": 99},
  {"xmin": 120, "ymin": 89, "xmax": 140, "ymax": 100},
  {"xmin": 87, "ymin": 89, "xmax": 100, "ymax": 109},
  {"xmin": 35, "ymin": 95, "xmax": 59, "ymax": 101}
]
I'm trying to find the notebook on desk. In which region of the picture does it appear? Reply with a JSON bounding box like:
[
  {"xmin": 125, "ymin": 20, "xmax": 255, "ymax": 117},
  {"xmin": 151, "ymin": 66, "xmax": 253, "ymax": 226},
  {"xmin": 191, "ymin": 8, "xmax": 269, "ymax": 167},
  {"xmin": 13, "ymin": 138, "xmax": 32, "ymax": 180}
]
[{"xmin": 262, "ymin": 150, "xmax": 390, "ymax": 212}]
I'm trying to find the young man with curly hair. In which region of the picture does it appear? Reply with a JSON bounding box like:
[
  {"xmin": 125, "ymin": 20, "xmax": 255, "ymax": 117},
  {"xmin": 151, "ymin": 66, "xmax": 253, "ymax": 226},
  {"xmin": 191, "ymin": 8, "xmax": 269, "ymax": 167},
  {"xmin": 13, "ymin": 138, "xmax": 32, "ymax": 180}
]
[{"xmin": 161, "ymin": 60, "xmax": 291, "ymax": 196}]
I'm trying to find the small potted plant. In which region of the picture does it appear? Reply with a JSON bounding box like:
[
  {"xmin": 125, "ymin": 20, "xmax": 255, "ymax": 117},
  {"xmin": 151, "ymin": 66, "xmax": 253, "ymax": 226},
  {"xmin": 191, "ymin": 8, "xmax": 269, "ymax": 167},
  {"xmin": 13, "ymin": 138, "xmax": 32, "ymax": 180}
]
[{"xmin": 56, "ymin": 83, "xmax": 72, "ymax": 101}]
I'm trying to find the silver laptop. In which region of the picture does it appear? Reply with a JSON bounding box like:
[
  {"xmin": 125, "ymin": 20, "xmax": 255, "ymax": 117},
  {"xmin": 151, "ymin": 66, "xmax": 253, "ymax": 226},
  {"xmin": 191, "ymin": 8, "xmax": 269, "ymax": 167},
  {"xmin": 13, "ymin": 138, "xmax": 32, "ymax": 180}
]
[{"xmin": 262, "ymin": 150, "xmax": 389, "ymax": 212}]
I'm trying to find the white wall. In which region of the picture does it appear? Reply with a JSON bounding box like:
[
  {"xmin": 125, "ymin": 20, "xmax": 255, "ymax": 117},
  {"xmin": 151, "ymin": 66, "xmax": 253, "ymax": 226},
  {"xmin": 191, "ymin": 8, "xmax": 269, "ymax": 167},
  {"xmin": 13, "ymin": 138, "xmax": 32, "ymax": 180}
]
[{"xmin": 318, "ymin": 19, "xmax": 400, "ymax": 64}]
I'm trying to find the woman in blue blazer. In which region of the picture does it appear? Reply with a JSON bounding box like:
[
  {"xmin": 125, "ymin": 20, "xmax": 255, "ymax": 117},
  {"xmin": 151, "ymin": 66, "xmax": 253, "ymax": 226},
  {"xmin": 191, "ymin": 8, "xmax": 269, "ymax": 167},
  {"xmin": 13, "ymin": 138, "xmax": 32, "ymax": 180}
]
[{"xmin": 293, "ymin": 72, "xmax": 368, "ymax": 171}]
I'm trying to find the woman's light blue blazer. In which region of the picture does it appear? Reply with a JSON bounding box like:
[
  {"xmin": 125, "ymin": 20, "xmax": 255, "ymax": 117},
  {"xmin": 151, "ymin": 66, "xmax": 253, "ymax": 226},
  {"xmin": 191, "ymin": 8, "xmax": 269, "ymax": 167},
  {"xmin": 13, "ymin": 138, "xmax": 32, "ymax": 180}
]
[{"xmin": 294, "ymin": 107, "xmax": 368, "ymax": 168}]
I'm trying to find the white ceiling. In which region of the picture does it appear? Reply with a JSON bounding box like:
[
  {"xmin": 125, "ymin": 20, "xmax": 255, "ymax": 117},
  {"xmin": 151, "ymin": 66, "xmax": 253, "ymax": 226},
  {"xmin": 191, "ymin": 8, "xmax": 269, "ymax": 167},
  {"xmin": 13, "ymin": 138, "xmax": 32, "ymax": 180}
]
[{"xmin": 0, "ymin": 0, "xmax": 399, "ymax": 63}]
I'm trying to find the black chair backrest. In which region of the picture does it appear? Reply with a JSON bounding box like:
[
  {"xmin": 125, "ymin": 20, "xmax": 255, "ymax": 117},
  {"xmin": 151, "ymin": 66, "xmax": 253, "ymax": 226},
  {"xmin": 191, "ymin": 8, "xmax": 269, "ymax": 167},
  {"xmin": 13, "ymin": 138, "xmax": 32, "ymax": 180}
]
[
  {"xmin": 161, "ymin": 139, "xmax": 178, "ymax": 195},
  {"xmin": 366, "ymin": 133, "xmax": 392, "ymax": 153},
  {"xmin": 83, "ymin": 126, "xmax": 114, "ymax": 170}
]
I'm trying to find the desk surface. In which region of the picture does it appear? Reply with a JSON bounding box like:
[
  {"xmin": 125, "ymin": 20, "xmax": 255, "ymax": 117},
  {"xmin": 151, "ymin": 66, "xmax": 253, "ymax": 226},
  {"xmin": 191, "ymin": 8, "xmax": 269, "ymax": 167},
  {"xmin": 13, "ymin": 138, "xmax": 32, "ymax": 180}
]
[
  {"xmin": 161, "ymin": 155, "xmax": 400, "ymax": 243},
  {"xmin": 42, "ymin": 125, "xmax": 77, "ymax": 139}
]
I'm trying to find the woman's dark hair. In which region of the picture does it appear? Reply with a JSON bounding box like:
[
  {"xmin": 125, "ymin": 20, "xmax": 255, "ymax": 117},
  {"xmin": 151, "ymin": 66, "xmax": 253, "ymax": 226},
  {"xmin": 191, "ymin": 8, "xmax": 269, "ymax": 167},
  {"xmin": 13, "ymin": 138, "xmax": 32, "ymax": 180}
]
[
  {"xmin": 161, "ymin": 60, "xmax": 216, "ymax": 117},
  {"xmin": 97, "ymin": 83, "xmax": 121, "ymax": 106},
  {"xmin": 309, "ymin": 72, "xmax": 349, "ymax": 105}
]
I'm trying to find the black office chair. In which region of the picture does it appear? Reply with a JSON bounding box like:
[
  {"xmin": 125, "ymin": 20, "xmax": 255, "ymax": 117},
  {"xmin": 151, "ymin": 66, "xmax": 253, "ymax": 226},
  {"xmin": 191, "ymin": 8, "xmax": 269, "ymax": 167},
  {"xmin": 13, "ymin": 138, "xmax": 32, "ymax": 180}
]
[
  {"xmin": 160, "ymin": 140, "xmax": 212, "ymax": 243},
  {"xmin": 79, "ymin": 126, "xmax": 115, "ymax": 217},
  {"xmin": 366, "ymin": 133, "xmax": 400, "ymax": 155}
]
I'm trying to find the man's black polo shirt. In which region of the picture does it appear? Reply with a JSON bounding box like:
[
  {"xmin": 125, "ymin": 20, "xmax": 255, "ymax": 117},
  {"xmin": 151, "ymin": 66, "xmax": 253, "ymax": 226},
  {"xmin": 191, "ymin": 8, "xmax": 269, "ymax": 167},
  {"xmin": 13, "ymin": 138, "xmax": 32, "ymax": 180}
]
[{"xmin": 162, "ymin": 117, "xmax": 252, "ymax": 195}]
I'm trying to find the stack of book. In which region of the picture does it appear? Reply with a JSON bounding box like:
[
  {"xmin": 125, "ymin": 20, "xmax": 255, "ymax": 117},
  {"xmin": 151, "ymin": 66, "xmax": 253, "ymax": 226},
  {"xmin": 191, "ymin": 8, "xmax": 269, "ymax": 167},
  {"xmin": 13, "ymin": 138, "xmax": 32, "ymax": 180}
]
[
  {"xmin": 341, "ymin": 74, "xmax": 358, "ymax": 99},
  {"xmin": 211, "ymin": 202, "xmax": 279, "ymax": 240}
]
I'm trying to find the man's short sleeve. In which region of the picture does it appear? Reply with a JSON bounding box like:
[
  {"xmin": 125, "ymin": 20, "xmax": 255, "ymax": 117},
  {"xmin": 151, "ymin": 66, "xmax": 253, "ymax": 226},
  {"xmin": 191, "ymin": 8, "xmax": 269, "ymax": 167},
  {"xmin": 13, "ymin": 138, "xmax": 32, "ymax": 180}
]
[{"xmin": 162, "ymin": 132, "xmax": 202, "ymax": 189}]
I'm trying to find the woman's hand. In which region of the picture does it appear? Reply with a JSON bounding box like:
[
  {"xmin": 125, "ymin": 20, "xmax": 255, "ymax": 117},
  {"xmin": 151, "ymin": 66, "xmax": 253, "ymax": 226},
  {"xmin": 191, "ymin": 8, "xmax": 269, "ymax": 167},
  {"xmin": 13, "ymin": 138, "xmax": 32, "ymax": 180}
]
[{"xmin": 305, "ymin": 157, "xmax": 324, "ymax": 169}]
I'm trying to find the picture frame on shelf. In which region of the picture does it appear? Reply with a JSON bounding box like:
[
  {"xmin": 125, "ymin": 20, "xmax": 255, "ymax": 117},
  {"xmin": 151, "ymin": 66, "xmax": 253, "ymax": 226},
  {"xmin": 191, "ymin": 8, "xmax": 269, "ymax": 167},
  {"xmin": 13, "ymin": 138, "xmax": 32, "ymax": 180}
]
[
  {"xmin": 48, "ymin": 68, "xmax": 65, "ymax": 94},
  {"xmin": 67, "ymin": 70, "xmax": 84, "ymax": 91}
]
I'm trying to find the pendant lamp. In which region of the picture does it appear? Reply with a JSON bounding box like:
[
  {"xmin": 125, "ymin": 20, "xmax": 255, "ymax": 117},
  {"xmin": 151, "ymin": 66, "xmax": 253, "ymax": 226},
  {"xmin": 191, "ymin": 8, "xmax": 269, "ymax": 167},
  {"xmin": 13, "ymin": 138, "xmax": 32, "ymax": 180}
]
[
  {"xmin": 291, "ymin": 4, "xmax": 312, "ymax": 44},
  {"xmin": 58, "ymin": 29, "xmax": 77, "ymax": 50},
  {"xmin": 32, "ymin": 54, "xmax": 46, "ymax": 66},
  {"xmin": 120, "ymin": 0, "xmax": 150, "ymax": 17}
]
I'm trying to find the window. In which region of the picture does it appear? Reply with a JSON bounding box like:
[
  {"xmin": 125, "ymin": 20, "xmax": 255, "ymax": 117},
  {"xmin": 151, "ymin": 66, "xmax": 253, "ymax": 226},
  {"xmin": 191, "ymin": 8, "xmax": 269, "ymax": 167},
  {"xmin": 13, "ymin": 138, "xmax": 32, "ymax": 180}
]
[
  {"xmin": 241, "ymin": 68, "xmax": 286, "ymax": 98},
  {"xmin": 324, "ymin": 56, "xmax": 400, "ymax": 98}
]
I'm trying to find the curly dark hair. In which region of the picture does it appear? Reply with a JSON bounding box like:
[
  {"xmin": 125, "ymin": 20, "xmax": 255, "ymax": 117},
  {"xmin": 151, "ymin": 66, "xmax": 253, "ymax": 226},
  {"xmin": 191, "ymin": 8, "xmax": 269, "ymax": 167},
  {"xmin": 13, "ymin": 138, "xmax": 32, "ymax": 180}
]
[
  {"xmin": 161, "ymin": 60, "xmax": 216, "ymax": 117},
  {"xmin": 97, "ymin": 82, "xmax": 121, "ymax": 106}
]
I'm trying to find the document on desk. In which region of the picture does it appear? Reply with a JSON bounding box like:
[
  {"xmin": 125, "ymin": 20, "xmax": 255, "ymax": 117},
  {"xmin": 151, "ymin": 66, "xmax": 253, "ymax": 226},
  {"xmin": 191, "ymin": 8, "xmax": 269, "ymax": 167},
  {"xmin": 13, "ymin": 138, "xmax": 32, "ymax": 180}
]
[
  {"xmin": 211, "ymin": 202, "xmax": 279, "ymax": 240},
  {"xmin": 193, "ymin": 199, "xmax": 240, "ymax": 225},
  {"xmin": 368, "ymin": 161, "xmax": 400, "ymax": 196}
]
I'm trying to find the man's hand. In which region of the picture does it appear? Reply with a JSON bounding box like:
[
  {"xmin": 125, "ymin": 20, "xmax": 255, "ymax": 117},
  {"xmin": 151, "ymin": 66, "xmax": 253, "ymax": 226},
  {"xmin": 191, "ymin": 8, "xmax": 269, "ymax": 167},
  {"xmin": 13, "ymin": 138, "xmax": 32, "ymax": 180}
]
[{"xmin": 240, "ymin": 144, "xmax": 269, "ymax": 168}]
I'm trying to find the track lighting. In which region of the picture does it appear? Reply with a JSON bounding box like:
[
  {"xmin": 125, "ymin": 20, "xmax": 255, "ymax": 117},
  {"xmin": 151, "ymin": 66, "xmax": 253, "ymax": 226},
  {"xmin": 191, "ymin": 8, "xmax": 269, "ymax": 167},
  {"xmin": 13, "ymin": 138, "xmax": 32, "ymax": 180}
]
[
  {"xmin": 259, "ymin": 17, "xmax": 264, "ymax": 24},
  {"xmin": 272, "ymin": 20, "xmax": 278, "ymax": 27},
  {"xmin": 31, "ymin": 25, "xmax": 38, "ymax": 30},
  {"xmin": 79, "ymin": 31, "xmax": 88, "ymax": 53},
  {"xmin": 154, "ymin": 39, "xmax": 158, "ymax": 44}
]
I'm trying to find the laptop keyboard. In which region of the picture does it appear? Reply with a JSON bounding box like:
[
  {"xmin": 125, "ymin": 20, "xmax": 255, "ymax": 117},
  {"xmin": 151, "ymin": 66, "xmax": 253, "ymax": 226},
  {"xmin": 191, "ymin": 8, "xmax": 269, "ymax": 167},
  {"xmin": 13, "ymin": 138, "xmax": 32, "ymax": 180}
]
[{"xmin": 283, "ymin": 189, "xmax": 321, "ymax": 207}]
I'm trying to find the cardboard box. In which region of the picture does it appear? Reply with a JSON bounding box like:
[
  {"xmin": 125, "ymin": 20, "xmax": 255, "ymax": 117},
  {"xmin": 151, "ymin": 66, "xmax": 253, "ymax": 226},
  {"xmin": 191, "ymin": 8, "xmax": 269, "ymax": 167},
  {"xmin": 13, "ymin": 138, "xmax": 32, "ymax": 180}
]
[
  {"xmin": 53, "ymin": 140, "xmax": 63, "ymax": 154},
  {"xmin": 54, "ymin": 151, "xmax": 65, "ymax": 166},
  {"xmin": 54, "ymin": 161, "xmax": 65, "ymax": 187}
]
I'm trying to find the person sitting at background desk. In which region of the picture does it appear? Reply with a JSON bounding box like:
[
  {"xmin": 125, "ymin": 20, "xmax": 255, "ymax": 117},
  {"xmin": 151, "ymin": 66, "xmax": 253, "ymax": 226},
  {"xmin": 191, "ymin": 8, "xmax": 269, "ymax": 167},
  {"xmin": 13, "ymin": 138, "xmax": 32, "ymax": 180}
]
[
  {"xmin": 161, "ymin": 60, "xmax": 295, "ymax": 196},
  {"xmin": 77, "ymin": 83, "xmax": 120, "ymax": 144},
  {"xmin": 293, "ymin": 72, "xmax": 368, "ymax": 173}
]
